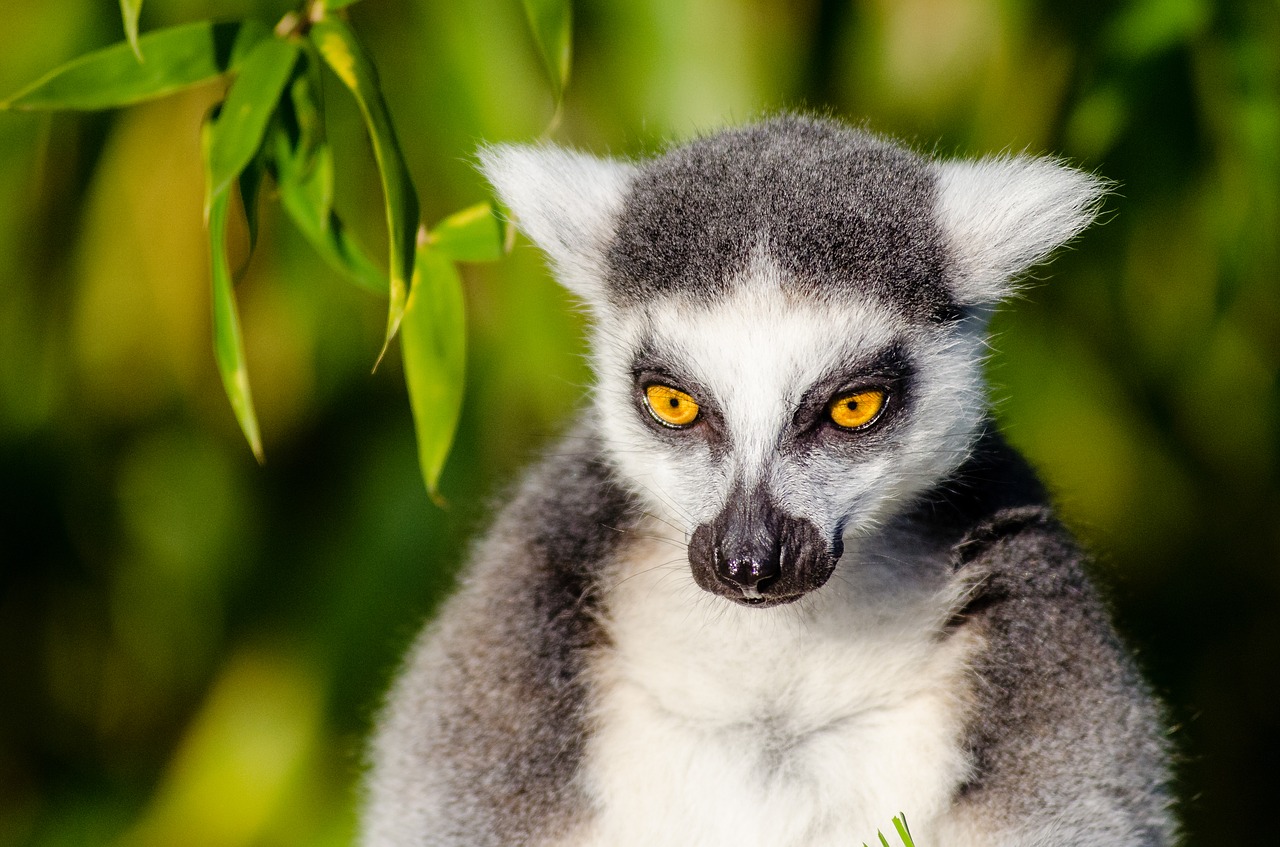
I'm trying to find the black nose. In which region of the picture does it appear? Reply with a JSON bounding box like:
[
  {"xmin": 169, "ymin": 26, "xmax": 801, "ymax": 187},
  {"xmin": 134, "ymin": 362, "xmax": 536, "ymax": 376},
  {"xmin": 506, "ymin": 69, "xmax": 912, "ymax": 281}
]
[
  {"xmin": 722, "ymin": 554, "xmax": 780, "ymax": 592},
  {"xmin": 688, "ymin": 484, "xmax": 839, "ymax": 606}
]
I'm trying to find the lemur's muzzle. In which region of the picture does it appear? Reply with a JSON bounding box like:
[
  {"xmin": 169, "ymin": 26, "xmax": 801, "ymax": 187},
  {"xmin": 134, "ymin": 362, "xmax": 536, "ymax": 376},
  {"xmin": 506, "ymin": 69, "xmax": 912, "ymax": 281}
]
[{"xmin": 688, "ymin": 487, "xmax": 842, "ymax": 607}]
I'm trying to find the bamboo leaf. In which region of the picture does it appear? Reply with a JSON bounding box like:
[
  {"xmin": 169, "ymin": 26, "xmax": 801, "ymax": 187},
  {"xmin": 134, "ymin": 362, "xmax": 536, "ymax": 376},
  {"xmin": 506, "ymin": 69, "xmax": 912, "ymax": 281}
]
[
  {"xmin": 287, "ymin": 53, "xmax": 326, "ymax": 172},
  {"xmin": 428, "ymin": 203, "xmax": 502, "ymax": 263},
  {"xmin": 401, "ymin": 240, "xmax": 466, "ymax": 500},
  {"xmin": 1, "ymin": 19, "xmax": 269, "ymax": 111},
  {"xmin": 269, "ymin": 67, "xmax": 384, "ymax": 295},
  {"xmin": 203, "ymin": 118, "xmax": 264, "ymax": 463},
  {"xmin": 310, "ymin": 17, "xmax": 419, "ymax": 367},
  {"xmin": 272, "ymin": 125, "xmax": 386, "ymax": 295},
  {"xmin": 120, "ymin": 0, "xmax": 143, "ymax": 60},
  {"xmin": 239, "ymin": 150, "xmax": 266, "ymax": 252},
  {"xmin": 521, "ymin": 0, "xmax": 573, "ymax": 99},
  {"xmin": 206, "ymin": 37, "xmax": 298, "ymax": 205}
]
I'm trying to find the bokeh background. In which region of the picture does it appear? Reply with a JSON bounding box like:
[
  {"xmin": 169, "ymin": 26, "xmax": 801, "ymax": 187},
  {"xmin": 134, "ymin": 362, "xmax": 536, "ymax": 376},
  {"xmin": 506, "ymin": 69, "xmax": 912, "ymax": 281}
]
[{"xmin": 1, "ymin": 0, "xmax": 1276, "ymax": 844}]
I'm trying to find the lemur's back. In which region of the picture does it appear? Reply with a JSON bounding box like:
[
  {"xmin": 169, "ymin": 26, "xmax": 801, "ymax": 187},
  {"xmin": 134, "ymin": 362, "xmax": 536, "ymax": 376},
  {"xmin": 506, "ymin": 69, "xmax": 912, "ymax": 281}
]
[{"xmin": 361, "ymin": 116, "xmax": 1174, "ymax": 846}]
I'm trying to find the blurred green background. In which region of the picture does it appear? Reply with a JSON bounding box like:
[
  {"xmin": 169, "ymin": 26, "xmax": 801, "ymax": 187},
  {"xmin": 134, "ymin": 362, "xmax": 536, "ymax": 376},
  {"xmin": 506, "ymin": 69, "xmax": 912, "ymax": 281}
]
[{"xmin": 1, "ymin": 0, "xmax": 1276, "ymax": 844}]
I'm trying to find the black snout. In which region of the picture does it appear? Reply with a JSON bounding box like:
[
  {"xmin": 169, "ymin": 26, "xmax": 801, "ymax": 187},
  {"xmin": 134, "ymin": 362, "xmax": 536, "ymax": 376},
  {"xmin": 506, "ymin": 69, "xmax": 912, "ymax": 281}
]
[
  {"xmin": 723, "ymin": 554, "xmax": 780, "ymax": 592},
  {"xmin": 688, "ymin": 486, "xmax": 841, "ymax": 607}
]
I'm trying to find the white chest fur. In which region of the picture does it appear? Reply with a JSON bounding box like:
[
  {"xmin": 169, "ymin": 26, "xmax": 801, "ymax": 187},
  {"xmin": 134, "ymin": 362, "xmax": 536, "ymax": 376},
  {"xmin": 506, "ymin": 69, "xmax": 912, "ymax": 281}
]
[{"xmin": 567, "ymin": 530, "xmax": 981, "ymax": 847}]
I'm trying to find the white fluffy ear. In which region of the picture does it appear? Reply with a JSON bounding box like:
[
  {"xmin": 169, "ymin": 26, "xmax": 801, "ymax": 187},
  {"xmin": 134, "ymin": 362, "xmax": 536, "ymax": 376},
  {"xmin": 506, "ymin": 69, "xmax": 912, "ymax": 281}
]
[
  {"xmin": 934, "ymin": 156, "xmax": 1109, "ymax": 306},
  {"xmin": 478, "ymin": 144, "xmax": 637, "ymax": 304}
]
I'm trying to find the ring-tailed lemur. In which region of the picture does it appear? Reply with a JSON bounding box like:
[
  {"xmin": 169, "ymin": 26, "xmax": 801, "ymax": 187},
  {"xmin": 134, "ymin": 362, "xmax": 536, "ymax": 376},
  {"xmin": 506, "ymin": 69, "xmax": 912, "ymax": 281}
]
[{"xmin": 362, "ymin": 115, "xmax": 1175, "ymax": 847}]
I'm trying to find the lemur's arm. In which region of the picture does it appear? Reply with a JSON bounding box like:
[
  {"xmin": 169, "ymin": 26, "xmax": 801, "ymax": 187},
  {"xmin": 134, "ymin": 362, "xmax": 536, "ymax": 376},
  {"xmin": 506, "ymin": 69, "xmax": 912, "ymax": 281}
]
[{"xmin": 946, "ymin": 508, "xmax": 1175, "ymax": 846}]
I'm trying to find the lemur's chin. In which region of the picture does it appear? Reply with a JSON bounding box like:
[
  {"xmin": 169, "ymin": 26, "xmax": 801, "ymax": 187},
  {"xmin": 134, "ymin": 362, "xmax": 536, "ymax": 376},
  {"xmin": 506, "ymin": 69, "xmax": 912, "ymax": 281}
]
[{"xmin": 728, "ymin": 591, "xmax": 807, "ymax": 609}]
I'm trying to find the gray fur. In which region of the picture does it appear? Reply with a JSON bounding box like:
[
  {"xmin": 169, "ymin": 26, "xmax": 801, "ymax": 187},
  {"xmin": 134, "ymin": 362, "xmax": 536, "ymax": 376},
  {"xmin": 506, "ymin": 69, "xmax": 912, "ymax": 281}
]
[
  {"xmin": 363, "ymin": 116, "xmax": 1174, "ymax": 846},
  {"xmin": 608, "ymin": 116, "xmax": 957, "ymax": 322},
  {"xmin": 363, "ymin": 428, "xmax": 640, "ymax": 847},
  {"xmin": 954, "ymin": 507, "xmax": 1174, "ymax": 843},
  {"xmin": 908, "ymin": 428, "xmax": 1175, "ymax": 842}
]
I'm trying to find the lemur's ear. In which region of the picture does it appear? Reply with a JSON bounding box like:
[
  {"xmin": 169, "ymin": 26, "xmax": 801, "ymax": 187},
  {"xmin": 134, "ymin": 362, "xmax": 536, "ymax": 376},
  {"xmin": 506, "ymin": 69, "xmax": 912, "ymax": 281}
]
[
  {"xmin": 478, "ymin": 144, "xmax": 638, "ymax": 305},
  {"xmin": 934, "ymin": 156, "xmax": 1109, "ymax": 306}
]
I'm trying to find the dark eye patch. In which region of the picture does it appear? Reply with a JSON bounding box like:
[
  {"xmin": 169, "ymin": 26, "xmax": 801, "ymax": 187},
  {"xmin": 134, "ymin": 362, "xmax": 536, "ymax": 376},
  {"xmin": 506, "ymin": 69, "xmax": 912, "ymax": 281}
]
[{"xmin": 788, "ymin": 342, "xmax": 913, "ymax": 442}]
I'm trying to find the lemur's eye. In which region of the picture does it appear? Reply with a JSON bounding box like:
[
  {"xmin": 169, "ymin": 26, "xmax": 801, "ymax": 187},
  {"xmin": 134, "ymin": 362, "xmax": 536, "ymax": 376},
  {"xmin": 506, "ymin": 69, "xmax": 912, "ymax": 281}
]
[
  {"xmin": 644, "ymin": 384, "xmax": 700, "ymax": 428},
  {"xmin": 828, "ymin": 388, "xmax": 887, "ymax": 430}
]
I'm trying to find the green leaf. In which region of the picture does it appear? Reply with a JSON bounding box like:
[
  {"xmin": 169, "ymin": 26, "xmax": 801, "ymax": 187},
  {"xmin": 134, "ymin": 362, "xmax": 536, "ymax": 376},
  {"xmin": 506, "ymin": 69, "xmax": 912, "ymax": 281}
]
[
  {"xmin": 893, "ymin": 814, "xmax": 915, "ymax": 847},
  {"xmin": 287, "ymin": 53, "xmax": 326, "ymax": 172},
  {"xmin": 878, "ymin": 832, "xmax": 893, "ymax": 847},
  {"xmin": 522, "ymin": 0, "xmax": 573, "ymax": 99},
  {"xmin": 203, "ymin": 118, "xmax": 264, "ymax": 463},
  {"xmin": 120, "ymin": 0, "xmax": 143, "ymax": 60},
  {"xmin": 428, "ymin": 203, "xmax": 502, "ymax": 263},
  {"xmin": 269, "ymin": 67, "xmax": 383, "ymax": 294},
  {"xmin": 239, "ymin": 149, "xmax": 266, "ymax": 252},
  {"xmin": 323, "ymin": 0, "xmax": 366, "ymax": 10},
  {"xmin": 272, "ymin": 125, "xmax": 386, "ymax": 295},
  {"xmin": 1, "ymin": 19, "xmax": 269, "ymax": 111},
  {"xmin": 206, "ymin": 37, "xmax": 298, "ymax": 206},
  {"xmin": 310, "ymin": 18, "xmax": 420, "ymax": 367},
  {"xmin": 401, "ymin": 241, "xmax": 466, "ymax": 499}
]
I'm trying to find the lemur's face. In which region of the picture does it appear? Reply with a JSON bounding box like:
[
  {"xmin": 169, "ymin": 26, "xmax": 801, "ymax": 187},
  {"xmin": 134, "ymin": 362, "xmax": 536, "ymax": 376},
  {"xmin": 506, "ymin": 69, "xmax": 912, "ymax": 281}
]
[
  {"xmin": 593, "ymin": 273, "xmax": 988, "ymax": 606},
  {"xmin": 479, "ymin": 116, "xmax": 1103, "ymax": 607}
]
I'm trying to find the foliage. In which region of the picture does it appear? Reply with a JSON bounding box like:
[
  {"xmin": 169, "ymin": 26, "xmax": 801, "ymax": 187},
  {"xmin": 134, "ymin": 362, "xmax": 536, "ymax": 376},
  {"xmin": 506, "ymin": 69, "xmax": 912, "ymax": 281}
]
[
  {"xmin": 0, "ymin": 0, "xmax": 530, "ymax": 495},
  {"xmin": 863, "ymin": 814, "xmax": 916, "ymax": 847}
]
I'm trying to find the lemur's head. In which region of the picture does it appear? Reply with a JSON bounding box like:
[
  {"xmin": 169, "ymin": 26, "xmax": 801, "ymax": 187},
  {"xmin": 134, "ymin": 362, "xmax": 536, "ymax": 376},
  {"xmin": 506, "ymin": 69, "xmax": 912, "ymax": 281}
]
[{"xmin": 481, "ymin": 116, "xmax": 1104, "ymax": 608}]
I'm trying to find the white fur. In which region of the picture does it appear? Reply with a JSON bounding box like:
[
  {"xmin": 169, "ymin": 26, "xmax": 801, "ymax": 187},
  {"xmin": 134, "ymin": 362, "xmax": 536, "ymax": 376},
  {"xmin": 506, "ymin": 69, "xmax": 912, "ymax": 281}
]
[
  {"xmin": 934, "ymin": 156, "xmax": 1108, "ymax": 305},
  {"xmin": 477, "ymin": 144, "xmax": 637, "ymax": 303},
  {"xmin": 563, "ymin": 523, "xmax": 982, "ymax": 847},
  {"xmin": 590, "ymin": 254, "xmax": 990, "ymax": 545},
  {"xmin": 548, "ymin": 259, "xmax": 1002, "ymax": 846}
]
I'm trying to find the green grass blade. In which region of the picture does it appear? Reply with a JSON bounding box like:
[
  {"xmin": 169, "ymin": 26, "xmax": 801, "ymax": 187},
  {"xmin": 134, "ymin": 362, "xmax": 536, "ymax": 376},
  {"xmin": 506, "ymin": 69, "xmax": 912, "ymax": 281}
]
[
  {"xmin": 521, "ymin": 0, "xmax": 573, "ymax": 99},
  {"xmin": 206, "ymin": 37, "xmax": 298, "ymax": 204},
  {"xmin": 878, "ymin": 831, "xmax": 893, "ymax": 847},
  {"xmin": 428, "ymin": 203, "xmax": 502, "ymax": 263},
  {"xmin": 203, "ymin": 118, "xmax": 264, "ymax": 463},
  {"xmin": 120, "ymin": 0, "xmax": 143, "ymax": 60},
  {"xmin": 1, "ymin": 19, "xmax": 268, "ymax": 110},
  {"xmin": 893, "ymin": 813, "xmax": 915, "ymax": 847},
  {"xmin": 310, "ymin": 17, "xmax": 420, "ymax": 367},
  {"xmin": 401, "ymin": 240, "xmax": 466, "ymax": 500}
]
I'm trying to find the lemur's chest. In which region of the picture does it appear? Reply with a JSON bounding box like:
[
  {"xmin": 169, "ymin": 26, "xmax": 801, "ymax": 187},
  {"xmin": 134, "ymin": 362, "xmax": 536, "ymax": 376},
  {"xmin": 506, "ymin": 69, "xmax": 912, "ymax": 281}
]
[{"xmin": 568, "ymin": 537, "xmax": 979, "ymax": 847}]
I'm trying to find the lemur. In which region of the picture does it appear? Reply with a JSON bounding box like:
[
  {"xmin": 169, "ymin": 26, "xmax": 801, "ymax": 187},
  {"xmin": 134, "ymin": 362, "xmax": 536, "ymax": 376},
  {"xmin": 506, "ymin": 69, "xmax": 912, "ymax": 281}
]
[{"xmin": 361, "ymin": 115, "xmax": 1175, "ymax": 846}]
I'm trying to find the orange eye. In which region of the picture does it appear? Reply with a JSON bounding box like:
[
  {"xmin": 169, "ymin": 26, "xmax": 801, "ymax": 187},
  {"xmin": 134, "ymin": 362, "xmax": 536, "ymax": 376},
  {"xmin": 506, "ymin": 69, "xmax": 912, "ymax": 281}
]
[
  {"xmin": 828, "ymin": 389, "xmax": 887, "ymax": 430},
  {"xmin": 644, "ymin": 384, "xmax": 700, "ymax": 428}
]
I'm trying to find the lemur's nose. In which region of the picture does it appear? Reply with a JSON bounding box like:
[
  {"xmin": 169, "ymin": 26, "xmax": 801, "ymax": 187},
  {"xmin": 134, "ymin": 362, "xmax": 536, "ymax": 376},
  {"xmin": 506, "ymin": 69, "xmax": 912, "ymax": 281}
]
[
  {"xmin": 706, "ymin": 485, "xmax": 784, "ymax": 595},
  {"xmin": 721, "ymin": 554, "xmax": 780, "ymax": 593},
  {"xmin": 688, "ymin": 483, "xmax": 840, "ymax": 606}
]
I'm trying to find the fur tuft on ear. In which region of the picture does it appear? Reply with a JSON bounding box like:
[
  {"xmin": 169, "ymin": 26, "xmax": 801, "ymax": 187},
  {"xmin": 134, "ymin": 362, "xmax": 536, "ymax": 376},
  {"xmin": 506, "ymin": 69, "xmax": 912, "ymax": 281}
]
[
  {"xmin": 477, "ymin": 144, "xmax": 637, "ymax": 305},
  {"xmin": 934, "ymin": 156, "xmax": 1109, "ymax": 306}
]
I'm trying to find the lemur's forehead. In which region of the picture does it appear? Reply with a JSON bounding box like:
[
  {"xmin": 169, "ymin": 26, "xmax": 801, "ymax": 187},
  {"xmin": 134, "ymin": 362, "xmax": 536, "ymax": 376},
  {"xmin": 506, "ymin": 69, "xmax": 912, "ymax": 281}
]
[
  {"xmin": 619, "ymin": 266, "xmax": 910, "ymax": 405},
  {"xmin": 605, "ymin": 116, "xmax": 957, "ymax": 324}
]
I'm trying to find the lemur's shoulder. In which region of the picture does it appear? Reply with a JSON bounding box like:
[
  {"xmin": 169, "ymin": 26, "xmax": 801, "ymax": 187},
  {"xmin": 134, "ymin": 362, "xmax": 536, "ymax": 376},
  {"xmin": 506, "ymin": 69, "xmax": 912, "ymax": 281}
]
[
  {"xmin": 363, "ymin": 424, "xmax": 633, "ymax": 847},
  {"xmin": 934, "ymin": 448, "xmax": 1176, "ymax": 844}
]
